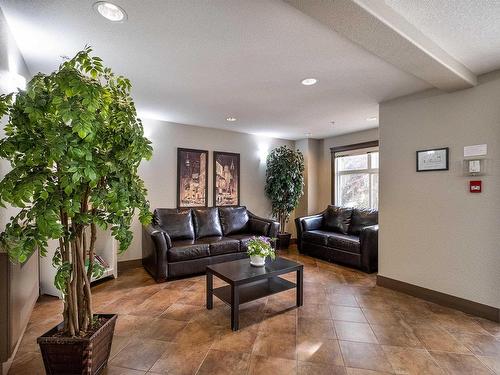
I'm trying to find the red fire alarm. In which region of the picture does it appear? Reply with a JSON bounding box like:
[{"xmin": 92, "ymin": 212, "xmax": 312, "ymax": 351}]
[{"xmin": 469, "ymin": 180, "xmax": 482, "ymax": 193}]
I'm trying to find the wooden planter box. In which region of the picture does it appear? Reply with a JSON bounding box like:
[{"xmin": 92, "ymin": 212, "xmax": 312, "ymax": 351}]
[
  {"xmin": 277, "ymin": 232, "xmax": 292, "ymax": 250},
  {"xmin": 37, "ymin": 314, "xmax": 117, "ymax": 375}
]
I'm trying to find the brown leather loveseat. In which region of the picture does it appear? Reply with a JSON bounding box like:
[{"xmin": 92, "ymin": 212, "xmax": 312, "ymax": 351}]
[{"xmin": 142, "ymin": 206, "xmax": 279, "ymax": 282}]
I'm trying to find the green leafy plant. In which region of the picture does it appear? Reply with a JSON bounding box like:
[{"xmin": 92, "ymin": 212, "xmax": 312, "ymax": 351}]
[
  {"xmin": 247, "ymin": 236, "xmax": 275, "ymax": 260},
  {"xmin": 0, "ymin": 46, "xmax": 152, "ymax": 337},
  {"xmin": 265, "ymin": 145, "xmax": 304, "ymax": 232}
]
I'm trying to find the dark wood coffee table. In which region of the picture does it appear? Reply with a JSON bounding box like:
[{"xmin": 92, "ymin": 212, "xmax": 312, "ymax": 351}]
[{"xmin": 206, "ymin": 257, "xmax": 303, "ymax": 331}]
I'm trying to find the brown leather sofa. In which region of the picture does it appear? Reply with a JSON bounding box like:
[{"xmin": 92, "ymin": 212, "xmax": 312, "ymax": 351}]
[
  {"xmin": 142, "ymin": 206, "xmax": 279, "ymax": 282},
  {"xmin": 295, "ymin": 206, "xmax": 378, "ymax": 273}
]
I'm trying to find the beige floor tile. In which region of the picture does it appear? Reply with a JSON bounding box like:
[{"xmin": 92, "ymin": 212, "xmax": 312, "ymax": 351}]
[
  {"xmin": 339, "ymin": 341, "xmax": 394, "ymax": 373},
  {"xmin": 252, "ymin": 332, "xmax": 297, "ymax": 360},
  {"xmin": 298, "ymin": 317, "xmax": 336, "ymax": 339},
  {"xmin": 149, "ymin": 341, "xmax": 212, "ymax": 375},
  {"xmin": 298, "ymin": 361, "xmax": 347, "ymax": 375},
  {"xmin": 430, "ymin": 351, "xmax": 494, "ymax": 374},
  {"xmin": 196, "ymin": 349, "xmax": 251, "ymax": 375},
  {"xmin": 335, "ymin": 321, "xmax": 378, "ymax": 344},
  {"xmin": 110, "ymin": 338, "xmax": 172, "ymax": 371},
  {"xmin": 331, "ymin": 306, "xmax": 367, "ymax": 323},
  {"xmin": 381, "ymin": 345, "xmax": 444, "ymax": 374},
  {"xmin": 370, "ymin": 323, "xmax": 423, "ymax": 348},
  {"xmin": 296, "ymin": 336, "xmax": 344, "ymax": 365},
  {"xmin": 452, "ymin": 332, "xmax": 500, "ymax": 357},
  {"xmin": 248, "ymin": 354, "xmax": 297, "ymax": 375}
]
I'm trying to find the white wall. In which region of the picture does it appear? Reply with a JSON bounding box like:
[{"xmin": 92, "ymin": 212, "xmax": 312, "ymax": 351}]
[
  {"xmin": 379, "ymin": 73, "xmax": 500, "ymax": 309},
  {"xmin": 318, "ymin": 129, "xmax": 379, "ymax": 210},
  {"xmin": 119, "ymin": 119, "xmax": 294, "ymax": 261}
]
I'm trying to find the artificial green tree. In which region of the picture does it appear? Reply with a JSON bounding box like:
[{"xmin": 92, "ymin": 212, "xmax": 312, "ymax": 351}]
[
  {"xmin": 265, "ymin": 145, "xmax": 304, "ymax": 233},
  {"xmin": 0, "ymin": 47, "xmax": 152, "ymax": 336}
]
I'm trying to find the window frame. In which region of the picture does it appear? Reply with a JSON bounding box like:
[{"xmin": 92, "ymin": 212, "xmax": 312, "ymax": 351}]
[{"xmin": 330, "ymin": 140, "xmax": 379, "ymax": 207}]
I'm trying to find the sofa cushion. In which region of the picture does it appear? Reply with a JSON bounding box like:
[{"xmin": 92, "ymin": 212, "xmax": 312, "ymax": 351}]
[
  {"xmin": 219, "ymin": 206, "xmax": 249, "ymax": 235},
  {"xmin": 193, "ymin": 208, "xmax": 223, "ymax": 239},
  {"xmin": 167, "ymin": 240, "xmax": 210, "ymax": 262},
  {"xmin": 154, "ymin": 209, "xmax": 194, "ymax": 240},
  {"xmin": 349, "ymin": 208, "xmax": 378, "ymax": 235},
  {"xmin": 248, "ymin": 218, "xmax": 270, "ymax": 236},
  {"xmin": 302, "ymin": 230, "xmax": 333, "ymax": 246},
  {"xmin": 327, "ymin": 233, "xmax": 361, "ymax": 254},
  {"xmin": 226, "ymin": 233, "xmax": 255, "ymax": 252},
  {"xmin": 198, "ymin": 236, "xmax": 240, "ymax": 256},
  {"xmin": 323, "ymin": 205, "xmax": 353, "ymax": 234}
]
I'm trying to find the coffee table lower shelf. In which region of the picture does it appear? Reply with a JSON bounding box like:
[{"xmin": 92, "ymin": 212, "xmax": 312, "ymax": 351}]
[{"xmin": 213, "ymin": 277, "xmax": 295, "ymax": 306}]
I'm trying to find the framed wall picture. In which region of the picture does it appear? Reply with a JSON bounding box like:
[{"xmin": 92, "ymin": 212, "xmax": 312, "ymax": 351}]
[
  {"xmin": 213, "ymin": 151, "xmax": 240, "ymax": 206},
  {"xmin": 416, "ymin": 147, "xmax": 449, "ymax": 172},
  {"xmin": 177, "ymin": 148, "xmax": 208, "ymax": 207}
]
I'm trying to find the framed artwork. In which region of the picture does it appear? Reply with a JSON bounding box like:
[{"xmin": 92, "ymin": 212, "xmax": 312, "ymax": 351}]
[
  {"xmin": 213, "ymin": 151, "xmax": 240, "ymax": 206},
  {"xmin": 177, "ymin": 148, "xmax": 208, "ymax": 207},
  {"xmin": 416, "ymin": 147, "xmax": 449, "ymax": 172}
]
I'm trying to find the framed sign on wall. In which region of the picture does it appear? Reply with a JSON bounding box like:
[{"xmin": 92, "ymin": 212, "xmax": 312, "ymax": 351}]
[
  {"xmin": 213, "ymin": 151, "xmax": 240, "ymax": 206},
  {"xmin": 416, "ymin": 147, "xmax": 449, "ymax": 172},
  {"xmin": 177, "ymin": 148, "xmax": 209, "ymax": 207}
]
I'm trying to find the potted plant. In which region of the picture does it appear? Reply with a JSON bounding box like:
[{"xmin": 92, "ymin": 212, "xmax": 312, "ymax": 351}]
[
  {"xmin": 247, "ymin": 236, "xmax": 276, "ymax": 266},
  {"xmin": 0, "ymin": 47, "xmax": 152, "ymax": 374},
  {"xmin": 265, "ymin": 145, "xmax": 304, "ymax": 249}
]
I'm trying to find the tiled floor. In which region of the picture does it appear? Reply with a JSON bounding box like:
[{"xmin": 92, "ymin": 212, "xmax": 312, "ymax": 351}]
[{"xmin": 9, "ymin": 246, "xmax": 500, "ymax": 374}]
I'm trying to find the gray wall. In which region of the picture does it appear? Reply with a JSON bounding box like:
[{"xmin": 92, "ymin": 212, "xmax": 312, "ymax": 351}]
[
  {"xmin": 379, "ymin": 73, "xmax": 500, "ymax": 309},
  {"xmin": 119, "ymin": 119, "xmax": 294, "ymax": 261},
  {"xmin": 0, "ymin": 8, "xmax": 38, "ymax": 373}
]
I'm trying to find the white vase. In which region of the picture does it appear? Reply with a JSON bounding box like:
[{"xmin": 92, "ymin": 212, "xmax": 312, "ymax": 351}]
[{"xmin": 250, "ymin": 255, "xmax": 266, "ymax": 266}]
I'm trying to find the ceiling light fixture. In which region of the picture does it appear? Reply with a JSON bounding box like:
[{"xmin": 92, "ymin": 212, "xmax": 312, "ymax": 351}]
[
  {"xmin": 367, "ymin": 116, "xmax": 378, "ymax": 121},
  {"xmin": 226, "ymin": 117, "xmax": 237, "ymax": 122},
  {"xmin": 301, "ymin": 78, "xmax": 318, "ymax": 86},
  {"xmin": 305, "ymin": 132, "xmax": 312, "ymax": 137},
  {"xmin": 93, "ymin": 2, "xmax": 127, "ymax": 22}
]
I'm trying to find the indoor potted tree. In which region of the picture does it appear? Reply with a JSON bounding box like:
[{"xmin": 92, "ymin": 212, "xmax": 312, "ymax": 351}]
[
  {"xmin": 265, "ymin": 145, "xmax": 304, "ymax": 249},
  {"xmin": 0, "ymin": 47, "xmax": 152, "ymax": 374}
]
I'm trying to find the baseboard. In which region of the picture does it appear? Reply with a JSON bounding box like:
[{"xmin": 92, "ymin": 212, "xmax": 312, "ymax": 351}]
[
  {"xmin": 117, "ymin": 259, "xmax": 143, "ymax": 274},
  {"xmin": 377, "ymin": 275, "xmax": 499, "ymax": 322}
]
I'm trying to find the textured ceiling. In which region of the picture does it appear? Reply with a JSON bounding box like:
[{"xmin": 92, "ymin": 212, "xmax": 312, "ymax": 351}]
[
  {"xmin": 386, "ymin": 0, "xmax": 500, "ymax": 75},
  {"xmin": 0, "ymin": 0, "xmax": 431, "ymax": 140}
]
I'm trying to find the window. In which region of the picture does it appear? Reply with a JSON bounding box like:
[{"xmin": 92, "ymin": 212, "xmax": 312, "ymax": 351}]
[{"xmin": 335, "ymin": 148, "xmax": 379, "ymax": 209}]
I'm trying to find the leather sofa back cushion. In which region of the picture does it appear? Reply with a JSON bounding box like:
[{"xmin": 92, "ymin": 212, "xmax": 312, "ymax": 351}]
[
  {"xmin": 349, "ymin": 208, "xmax": 378, "ymax": 235},
  {"xmin": 193, "ymin": 208, "xmax": 223, "ymax": 239},
  {"xmin": 154, "ymin": 208, "xmax": 195, "ymax": 240},
  {"xmin": 323, "ymin": 205, "xmax": 353, "ymax": 234},
  {"xmin": 219, "ymin": 206, "xmax": 249, "ymax": 235},
  {"xmin": 248, "ymin": 218, "xmax": 270, "ymax": 236}
]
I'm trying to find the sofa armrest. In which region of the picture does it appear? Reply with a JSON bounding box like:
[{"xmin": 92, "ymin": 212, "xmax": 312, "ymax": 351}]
[
  {"xmin": 247, "ymin": 211, "xmax": 279, "ymax": 238},
  {"xmin": 295, "ymin": 212, "xmax": 325, "ymax": 252},
  {"xmin": 142, "ymin": 225, "xmax": 171, "ymax": 282},
  {"xmin": 359, "ymin": 225, "xmax": 378, "ymax": 273}
]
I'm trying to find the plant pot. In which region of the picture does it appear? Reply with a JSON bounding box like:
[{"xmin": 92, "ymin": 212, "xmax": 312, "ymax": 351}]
[
  {"xmin": 37, "ymin": 314, "xmax": 117, "ymax": 375},
  {"xmin": 250, "ymin": 255, "xmax": 266, "ymax": 266},
  {"xmin": 277, "ymin": 232, "xmax": 292, "ymax": 250}
]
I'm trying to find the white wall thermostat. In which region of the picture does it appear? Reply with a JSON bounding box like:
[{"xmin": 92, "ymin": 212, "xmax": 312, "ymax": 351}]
[{"xmin": 468, "ymin": 160, "xmax": 481, "ymax": 173}]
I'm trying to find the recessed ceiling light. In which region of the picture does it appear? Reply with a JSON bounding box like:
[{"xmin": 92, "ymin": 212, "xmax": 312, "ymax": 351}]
[
  {"xmin": 226, "ymin": 117, "xmax": 237, "ymax": 122},
  {"xmin": 367, "ymin": 116, "xmax": 378, "ymax": 121},
  {"xmin": 93, "ymin": 2, "xmax": 127, "ymax": 22},
  {"xmin": 301, "ymin": 78, "xmax": 318, "ymax": 86}
]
